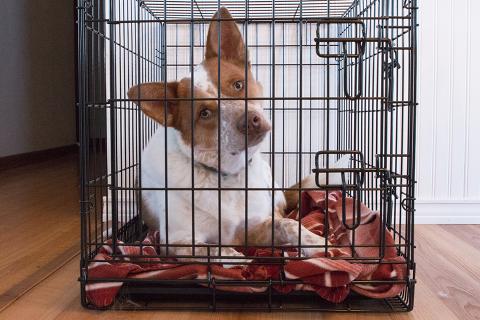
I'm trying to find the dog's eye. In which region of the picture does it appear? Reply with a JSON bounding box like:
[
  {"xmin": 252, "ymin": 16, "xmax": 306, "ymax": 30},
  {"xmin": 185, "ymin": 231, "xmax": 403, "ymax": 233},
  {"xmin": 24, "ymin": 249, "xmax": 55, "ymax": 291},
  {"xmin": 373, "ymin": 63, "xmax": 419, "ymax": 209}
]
[
  {"xmin": 199, "ymin": 108, "xmax": 212, "ymax": 119},
  {"xmin": 233, "ymin": 80, "xmax": 244, "ymax": 91}
]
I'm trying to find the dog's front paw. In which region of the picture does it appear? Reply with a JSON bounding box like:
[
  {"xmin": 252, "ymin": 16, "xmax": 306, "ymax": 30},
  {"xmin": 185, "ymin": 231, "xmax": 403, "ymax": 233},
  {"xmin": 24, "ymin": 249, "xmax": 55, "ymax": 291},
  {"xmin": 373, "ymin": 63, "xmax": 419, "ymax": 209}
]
[
  {"xmin": 302, "ymin": 247, "xmax": 327, "ymax": 258},
  {"xmin": 213, "ymin": 247, "xmax": 252, "ymax": 268}
]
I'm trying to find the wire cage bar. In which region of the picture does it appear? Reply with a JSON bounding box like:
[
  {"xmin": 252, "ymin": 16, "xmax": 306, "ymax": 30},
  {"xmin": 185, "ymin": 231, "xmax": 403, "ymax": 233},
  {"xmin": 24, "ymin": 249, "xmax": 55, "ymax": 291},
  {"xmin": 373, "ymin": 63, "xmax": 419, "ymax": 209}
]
[{"xmin": 77, "ymin": 0, "xmax": 417, "ymax": 312}]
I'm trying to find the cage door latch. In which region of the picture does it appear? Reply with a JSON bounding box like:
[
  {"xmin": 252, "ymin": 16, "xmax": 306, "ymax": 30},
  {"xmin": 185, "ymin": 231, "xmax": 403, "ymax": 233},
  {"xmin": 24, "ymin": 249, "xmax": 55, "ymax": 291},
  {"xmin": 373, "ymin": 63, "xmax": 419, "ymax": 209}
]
[
  {"xmin": 312, "ymin": 150, "xmax": 366, "ymax": 230},
  {"xmin": 314, "ymin": 19, "xmax": 367, "ymax": 100}
]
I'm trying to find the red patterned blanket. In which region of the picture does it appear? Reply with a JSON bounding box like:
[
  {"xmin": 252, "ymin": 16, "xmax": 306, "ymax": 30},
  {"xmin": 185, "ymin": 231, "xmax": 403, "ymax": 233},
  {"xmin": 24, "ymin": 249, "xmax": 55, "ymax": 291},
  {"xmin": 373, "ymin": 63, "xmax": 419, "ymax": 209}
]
[{"xmin": 86, "ymin": 191, "xmax": 406, "ymax": 307}]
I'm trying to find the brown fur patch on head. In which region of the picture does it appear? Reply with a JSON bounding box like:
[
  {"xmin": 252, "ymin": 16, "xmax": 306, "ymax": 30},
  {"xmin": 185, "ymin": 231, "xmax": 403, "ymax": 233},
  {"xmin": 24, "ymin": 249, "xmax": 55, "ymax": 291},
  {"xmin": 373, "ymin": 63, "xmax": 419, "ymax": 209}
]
[
  {"xmin": 127, "ymin": 79, "xmax": 220, "ymax": 150},
  {"xmin": 201, "ymin": 59, "xmax": 262, "ymax": 101},
  {"xmin": 203, "ymin": 7, "xmax": 262, "ymax": 100},
  {"xmin": 206, "ymin": 7, "xmax": 247, "ymax": 65},
  {"xmin": 173, "ymin": 78, "xmax": 219, "ymax": 149}
]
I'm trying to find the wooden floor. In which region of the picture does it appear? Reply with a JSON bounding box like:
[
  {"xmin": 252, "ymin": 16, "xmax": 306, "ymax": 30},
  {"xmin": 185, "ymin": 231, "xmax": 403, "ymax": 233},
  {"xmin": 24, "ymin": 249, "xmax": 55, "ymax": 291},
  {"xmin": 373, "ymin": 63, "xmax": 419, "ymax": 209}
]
[{"xmin": 0, "ymin": 154, "xmax": 479, "ymax": 320}]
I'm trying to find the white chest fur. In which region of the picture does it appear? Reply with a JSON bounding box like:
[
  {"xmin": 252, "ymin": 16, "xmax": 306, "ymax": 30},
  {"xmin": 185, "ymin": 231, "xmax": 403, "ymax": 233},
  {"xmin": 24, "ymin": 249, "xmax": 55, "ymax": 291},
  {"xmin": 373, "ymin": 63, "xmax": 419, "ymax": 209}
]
[{"xmin": 140, "ymin": 127, "xmax": 286, "ymax": 246}]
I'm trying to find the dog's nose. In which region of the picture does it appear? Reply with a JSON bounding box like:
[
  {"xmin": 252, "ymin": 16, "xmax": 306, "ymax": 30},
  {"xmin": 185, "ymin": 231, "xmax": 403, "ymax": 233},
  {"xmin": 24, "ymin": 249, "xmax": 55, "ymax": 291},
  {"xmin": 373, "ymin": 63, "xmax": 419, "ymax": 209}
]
[{"xmin": 236, "ymin": 111, "xmax": 271, "ymax": 136}]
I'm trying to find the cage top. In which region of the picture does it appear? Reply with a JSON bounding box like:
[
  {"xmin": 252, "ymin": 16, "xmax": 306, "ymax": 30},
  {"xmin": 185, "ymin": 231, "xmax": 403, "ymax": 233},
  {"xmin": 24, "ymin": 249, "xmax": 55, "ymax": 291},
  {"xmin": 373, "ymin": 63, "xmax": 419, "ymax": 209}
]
[{"xmin": 142, "ymin": 0, "xmax": 356, "ymax": 20}]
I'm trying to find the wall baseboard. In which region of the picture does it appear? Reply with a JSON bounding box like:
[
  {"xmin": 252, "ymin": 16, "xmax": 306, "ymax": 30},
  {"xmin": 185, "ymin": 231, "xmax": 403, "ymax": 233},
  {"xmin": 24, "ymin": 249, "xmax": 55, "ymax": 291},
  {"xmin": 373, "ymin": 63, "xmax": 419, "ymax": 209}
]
[
  {"xmin": 415, "ymin": 200, "xmax": 480, "ymax": 224},
  {"xmin": 0, "ymin": 144, "xmax": 78, "ymax": 170}
]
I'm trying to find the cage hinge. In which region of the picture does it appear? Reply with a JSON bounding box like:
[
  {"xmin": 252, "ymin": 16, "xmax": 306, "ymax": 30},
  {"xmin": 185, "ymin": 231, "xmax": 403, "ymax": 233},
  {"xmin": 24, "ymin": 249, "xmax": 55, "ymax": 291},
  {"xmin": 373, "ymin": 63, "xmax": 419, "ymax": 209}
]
[
  {"xmin": 401, "ymin": 197, "xmax": 416, "ymax": 212},
  {"xmin": 267, "ymin": 278, "xmax": 273, "ymax": 311},
  {"xmin": 77, "ymin": 1, "xmax": 92, "ymax": 10},
  {"xmin": 376, "ymin": 27, "xmax": 401, "ymax": 111},
  {"xmin": 210, "ymin": 277, "xmax": 217, "ymax": 311},
  {"xmin": 80, "ymin": 267, "xmax": 88, "ymax": 282},
  {"xmin": 403, "ymin": 0, "xmax": 419, "ymax": 10},
  {"xmin": 410, "ymin": 262, "xmax": 417, "ymax": 274},
  {"xmin": 79, "ymin": 197, "xmax": 94, "ymax": 215},
  {"xmin": 379, "ymin": 170, "xmax": 398, "ymax": 229}
]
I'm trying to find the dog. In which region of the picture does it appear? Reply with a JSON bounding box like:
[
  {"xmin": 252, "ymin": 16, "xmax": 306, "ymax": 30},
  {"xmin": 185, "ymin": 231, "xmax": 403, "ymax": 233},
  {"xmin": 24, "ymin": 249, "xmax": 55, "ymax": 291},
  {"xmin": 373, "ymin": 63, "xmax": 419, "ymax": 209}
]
[{"xmin": 128, "ymin": 7, "xmax": 337, "ymax": 263}]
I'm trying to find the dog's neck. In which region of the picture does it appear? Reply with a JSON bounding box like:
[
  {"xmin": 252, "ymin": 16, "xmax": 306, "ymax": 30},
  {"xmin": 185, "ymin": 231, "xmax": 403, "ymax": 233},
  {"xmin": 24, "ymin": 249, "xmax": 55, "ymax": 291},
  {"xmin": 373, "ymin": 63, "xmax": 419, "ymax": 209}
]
[{"xmin": 195, "ymin": 158, "xmax": 253, "ymax": 177}]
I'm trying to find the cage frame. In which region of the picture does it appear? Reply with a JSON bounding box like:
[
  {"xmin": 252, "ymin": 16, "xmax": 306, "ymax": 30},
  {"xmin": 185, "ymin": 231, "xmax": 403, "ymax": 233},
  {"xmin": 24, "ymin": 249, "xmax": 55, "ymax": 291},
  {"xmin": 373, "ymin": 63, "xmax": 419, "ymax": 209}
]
[{"xmin": 77, "ymin": 0, "xmax": 418, "ymax": 312}]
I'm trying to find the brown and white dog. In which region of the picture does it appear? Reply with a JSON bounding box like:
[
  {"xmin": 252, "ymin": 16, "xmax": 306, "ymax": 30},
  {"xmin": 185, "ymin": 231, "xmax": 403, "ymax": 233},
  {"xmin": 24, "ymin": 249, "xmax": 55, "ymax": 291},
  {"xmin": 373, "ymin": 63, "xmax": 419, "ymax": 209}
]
[{"xmin": 128, "ymin": 8, "xmax": 341, "ymax": 263}]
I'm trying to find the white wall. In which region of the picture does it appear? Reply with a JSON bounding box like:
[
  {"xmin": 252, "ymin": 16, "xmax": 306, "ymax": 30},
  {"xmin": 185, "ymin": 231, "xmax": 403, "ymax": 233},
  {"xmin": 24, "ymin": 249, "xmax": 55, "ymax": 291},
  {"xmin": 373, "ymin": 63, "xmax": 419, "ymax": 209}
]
[
  {"xmin": 416, "ymin": 0, "xmax": 480, "ymax": 223},
  {"xmin": 0, "ymin": 0, "xmax": 76, "ymax": 158}
]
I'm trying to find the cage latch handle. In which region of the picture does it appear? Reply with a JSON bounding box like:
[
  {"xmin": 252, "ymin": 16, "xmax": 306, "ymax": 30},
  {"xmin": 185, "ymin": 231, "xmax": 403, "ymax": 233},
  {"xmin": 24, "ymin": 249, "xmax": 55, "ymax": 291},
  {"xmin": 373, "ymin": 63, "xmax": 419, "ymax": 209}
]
[
  {"xmin": 314, "ymin": 19, "xmax": 367, "ymax": 100},
  {"xmin": 342, "ymin": 44, "xmax": 364, "ymax": 100},
  {"xmin": 344, "ymin": 23, "xmax": 367, "ymax": 100},
  {"xmin": 313, "ymin": 150, "xmax": 366, "ymax": 230},
  {"xmin": 340, "ymin": 171, "xmax": 363, "ymax": 230}
]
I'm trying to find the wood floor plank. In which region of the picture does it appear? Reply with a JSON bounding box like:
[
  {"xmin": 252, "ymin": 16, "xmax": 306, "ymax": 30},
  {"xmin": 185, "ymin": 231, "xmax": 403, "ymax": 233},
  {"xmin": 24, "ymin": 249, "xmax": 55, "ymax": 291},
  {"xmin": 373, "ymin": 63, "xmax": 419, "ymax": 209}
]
[
  {"xmin": 0, "ymin": 257, "xmax": 81, "ymax": 320},
  {"xmin": 439, "ymin": 225, "xmax": 480, "ymax": 251},
  {"xmin": 413, "ymin": 226, "xmax": 480, "ymax": 320},
  {"xmin": 427, "ymin": 225, "xmax": 480, "ymax": 276},
  {"xmin": 420, "ymin": 225, "xmax": 480, "ymax": 281},
  {"xmin": 0, "ymin": 153, "xmax": 80, "ymax": 310}
]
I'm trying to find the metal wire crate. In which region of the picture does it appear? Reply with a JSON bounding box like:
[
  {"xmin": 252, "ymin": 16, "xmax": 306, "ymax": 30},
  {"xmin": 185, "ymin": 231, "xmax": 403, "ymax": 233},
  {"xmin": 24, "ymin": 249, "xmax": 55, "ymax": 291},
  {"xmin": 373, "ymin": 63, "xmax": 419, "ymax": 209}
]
[{"xmin": 77, "ymin": 0, "xmax": 417, "ymax": 312}]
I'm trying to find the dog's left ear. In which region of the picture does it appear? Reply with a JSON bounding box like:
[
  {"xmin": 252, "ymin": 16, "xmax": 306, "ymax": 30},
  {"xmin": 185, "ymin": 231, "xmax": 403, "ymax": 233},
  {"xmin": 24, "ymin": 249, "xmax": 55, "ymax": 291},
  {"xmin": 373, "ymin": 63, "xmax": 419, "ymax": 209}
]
[
  {"xmin": 128, "ymin": 82, "xmax": 179, "ymax": 126},
  {"xmin": 206, "ymin": 7, "xmax": 248, "ymax": 64}
]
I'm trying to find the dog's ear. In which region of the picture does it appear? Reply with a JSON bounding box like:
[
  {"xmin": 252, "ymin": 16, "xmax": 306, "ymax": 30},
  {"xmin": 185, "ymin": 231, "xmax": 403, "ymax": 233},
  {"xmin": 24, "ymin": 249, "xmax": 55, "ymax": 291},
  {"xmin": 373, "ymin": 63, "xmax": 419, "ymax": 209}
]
[
  {"xmin": 128, "ymin": 82, "xmax": 179, "ymax": 126},
  {"xmin": 206, "ymin": 7, "xmax": 247, "ymax": 64}
]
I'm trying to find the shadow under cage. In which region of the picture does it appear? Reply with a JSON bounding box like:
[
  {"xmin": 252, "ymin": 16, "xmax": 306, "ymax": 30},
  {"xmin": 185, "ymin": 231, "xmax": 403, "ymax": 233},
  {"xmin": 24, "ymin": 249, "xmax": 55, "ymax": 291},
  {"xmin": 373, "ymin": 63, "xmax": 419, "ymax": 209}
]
[{"xmin": 77, "ymin": 0, "xmax": 417, "ymax": 311}]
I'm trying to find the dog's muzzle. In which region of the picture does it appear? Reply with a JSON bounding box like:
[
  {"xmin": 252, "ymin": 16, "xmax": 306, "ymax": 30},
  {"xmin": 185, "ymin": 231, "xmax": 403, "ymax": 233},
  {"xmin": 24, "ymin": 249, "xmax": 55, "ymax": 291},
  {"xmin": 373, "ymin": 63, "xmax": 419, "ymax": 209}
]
[{"xmin": 236, "ymin": 110, "xmax": 271, "ymax": 147}]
